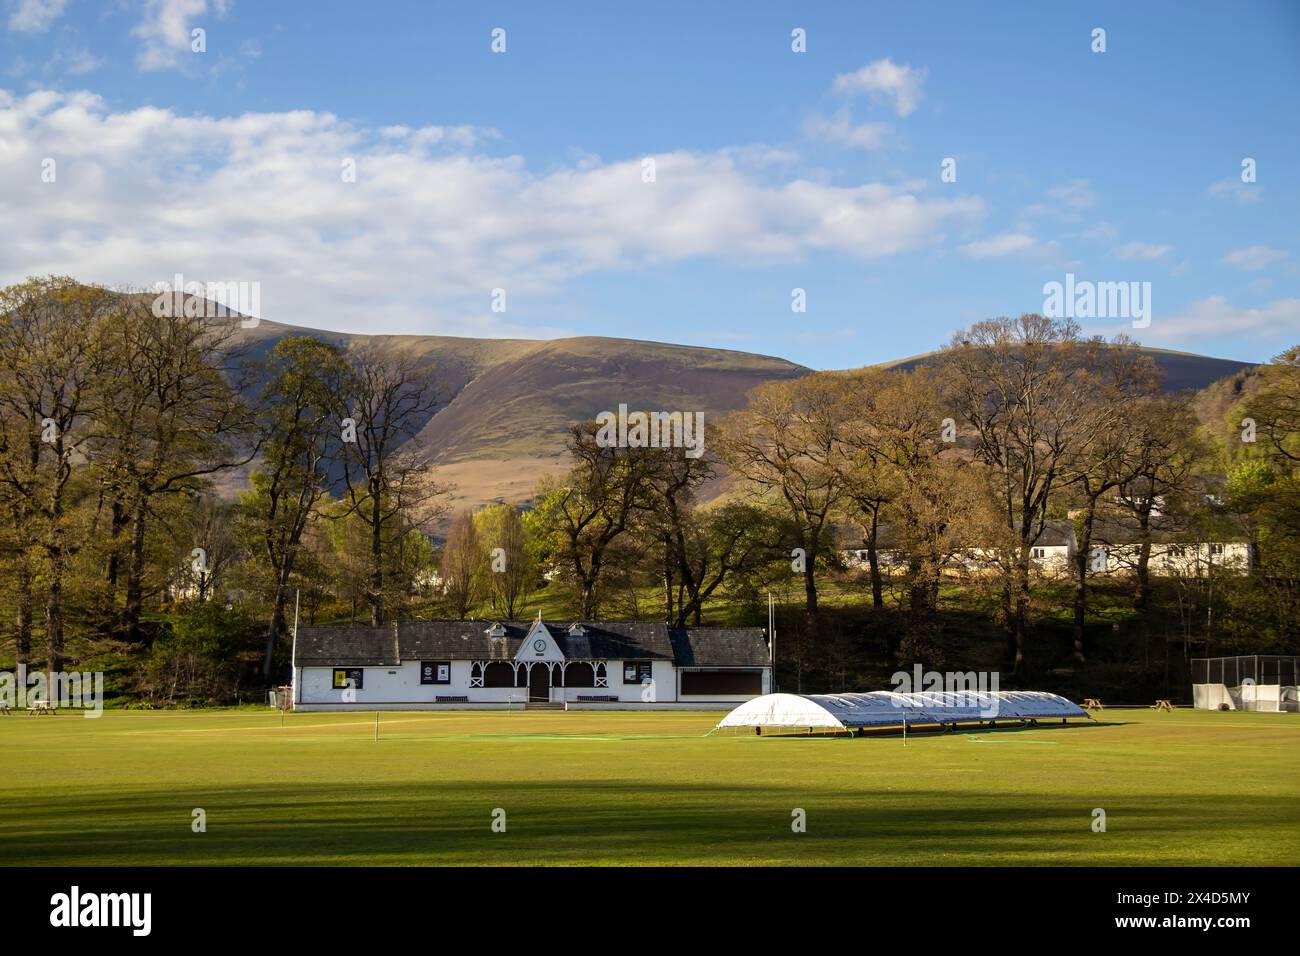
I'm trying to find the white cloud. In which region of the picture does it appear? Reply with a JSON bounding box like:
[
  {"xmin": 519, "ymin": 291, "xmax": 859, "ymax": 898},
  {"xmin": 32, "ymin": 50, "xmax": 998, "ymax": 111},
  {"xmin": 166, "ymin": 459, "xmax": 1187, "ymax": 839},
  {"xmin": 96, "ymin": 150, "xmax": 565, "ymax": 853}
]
[
  {"xmin": 1207, "ymin": 177, "xmax": 1261, "ymax": 204},
  {"xmin": 1155, "ymin": 296, "xmax": 1300, "ymax": 342},
  {"xmin": 1112, "ymin": 241, "xmax": 1171, "ymax": 261},
  {"xmin": 0, "ymin": 89, "xmax": 984, "ymax": 336},
  {"xmin": 133, "ymin": 0, "xmax": 232, "ymax": 72},
  {"xmin": 65, "ymin": 49, "xmax": 101, "ymax": 75},
  {"xmin": 7, "ymin": 0, "xmax": 67, "ymax": 32},
  {"xmin": 1220, "ymin": 245, "xmax": 1288, "ymax": 271},
  {"xmin": 42, "ymin": 47, "xmax": 101, "ymax": 76},
  {"xmin": 959, "ymin": 232, "xmax": 1039, "ymax": 259},
  {"xmin": 803, "ymin": 111, "xmax": 892, "ymax": 150},
  {"xmin": 1080, "ymin": 221, "xmax": 1118, "ymax": 241},
  {"xmin": 1082, "ymin": 295, "xmax": 1300, "ymax": 346},
  {"xmin": 1047, "ymin": 179, "xmax": 1094, "ymax": 211},
  {"xmin": 832, "ymin": 58, "xmax": 927, "ymax": 117},
  {"xmin": 1023, "ymin": 180, "xmax": 1095, "ymax": 221}
]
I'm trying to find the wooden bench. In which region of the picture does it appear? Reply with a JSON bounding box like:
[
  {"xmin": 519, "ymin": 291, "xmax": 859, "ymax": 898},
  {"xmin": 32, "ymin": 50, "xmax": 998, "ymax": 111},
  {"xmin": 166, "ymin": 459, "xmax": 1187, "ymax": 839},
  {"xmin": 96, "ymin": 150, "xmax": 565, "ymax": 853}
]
[
  {"xmin": 1151, "ymin": 699, "xmax": 1173, "ymax": 711},
  {"xmin": 1083, "ymin": 698, "xmax": 1103, "ymax": 711},
  {"xmin": 576, "ymin": 695, "xmax": 618, "ymax": 702},
  {"xmin": 27, "ymin": 700, "xmax": 55, "ymax": 715},
  {"xmin": 435, "ymin": 695, "xmax": 469, "ymax": 703}
]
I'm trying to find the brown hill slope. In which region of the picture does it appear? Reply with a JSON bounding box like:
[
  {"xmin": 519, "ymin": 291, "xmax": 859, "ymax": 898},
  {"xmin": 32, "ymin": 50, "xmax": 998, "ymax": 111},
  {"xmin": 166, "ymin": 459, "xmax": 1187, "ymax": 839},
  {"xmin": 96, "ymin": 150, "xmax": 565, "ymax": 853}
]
[
  {"xmin": 228, "ymin": 319, "xmax": 1259, "ymax": 511},
  {"xmin": 230, "ymin": 320, "xmax": 809, "ymax": 509},
  {"xmin": 875, "ymin": 345, "xmax": 1257, "ymax": 393}
]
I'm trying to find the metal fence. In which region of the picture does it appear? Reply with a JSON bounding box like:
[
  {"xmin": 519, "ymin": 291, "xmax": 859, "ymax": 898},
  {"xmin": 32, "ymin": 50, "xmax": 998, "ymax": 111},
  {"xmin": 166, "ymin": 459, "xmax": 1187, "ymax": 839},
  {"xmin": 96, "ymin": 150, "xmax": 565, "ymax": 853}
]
[{"xmin": 1191, "ymin": 656, "xmax": 1300, "ymax": 712}]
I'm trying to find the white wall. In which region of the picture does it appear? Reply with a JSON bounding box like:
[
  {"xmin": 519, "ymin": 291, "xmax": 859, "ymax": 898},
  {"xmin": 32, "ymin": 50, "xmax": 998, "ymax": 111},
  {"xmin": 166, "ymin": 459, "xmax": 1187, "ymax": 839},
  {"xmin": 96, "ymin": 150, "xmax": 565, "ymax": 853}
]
[
  {"xmin": 1096, "ymin": 542, "xmax": 1251, "ymax": 576},
  {"xmin": 295, "ymin": 659, "xmax": 771, "ymax": 709}
]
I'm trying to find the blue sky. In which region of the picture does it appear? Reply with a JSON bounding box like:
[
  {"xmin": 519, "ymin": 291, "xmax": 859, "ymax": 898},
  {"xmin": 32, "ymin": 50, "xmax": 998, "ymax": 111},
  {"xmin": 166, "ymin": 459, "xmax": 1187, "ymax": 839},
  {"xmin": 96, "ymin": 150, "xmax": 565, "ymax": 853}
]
[{"xmin": 2, "ymin": 0, "xmax": 1297, "ymax": 367}]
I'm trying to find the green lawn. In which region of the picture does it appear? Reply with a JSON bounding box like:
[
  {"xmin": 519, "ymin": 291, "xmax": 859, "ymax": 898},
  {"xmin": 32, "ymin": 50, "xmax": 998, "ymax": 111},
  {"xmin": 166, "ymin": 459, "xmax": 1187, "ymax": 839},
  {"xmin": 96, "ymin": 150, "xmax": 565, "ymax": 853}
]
[{"xmin": 1, "ymin": 708, "xmax": 1296, "ymax": 866}]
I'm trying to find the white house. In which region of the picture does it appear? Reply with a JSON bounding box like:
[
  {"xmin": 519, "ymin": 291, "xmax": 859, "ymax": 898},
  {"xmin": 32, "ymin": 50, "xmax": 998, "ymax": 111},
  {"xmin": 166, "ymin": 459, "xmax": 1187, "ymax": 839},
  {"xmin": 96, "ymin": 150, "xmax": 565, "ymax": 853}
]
[
  {"xmin": 292, "ymin": 618, "xmax": 772, "ymax": 711},
  {"xmin": 839, "ymin": 516, "xmax": 1251, "ymax": 579},
  {"xmin": 839, "ymin": 519, "xmax": 1077, "ymax": 575},
  {"xmin": 1089, "ymin": 540, "xmax": 1252, "ymax": 576},
  {"xmin": 1089, "ymin": 516, "xmax": 1252, "ymax": 577}
]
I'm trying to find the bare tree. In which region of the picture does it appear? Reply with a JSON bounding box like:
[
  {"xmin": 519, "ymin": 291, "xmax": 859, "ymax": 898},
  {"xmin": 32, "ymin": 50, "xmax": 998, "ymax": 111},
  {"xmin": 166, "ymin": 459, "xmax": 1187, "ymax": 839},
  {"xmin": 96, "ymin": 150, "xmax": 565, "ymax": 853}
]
[
  {"xmin": 1062, "ymin": 343, "xmax": 1161, "ymax": 659},
  {"xmin": 534, "ymin": 419, "xmax": 658, "ymax": 619},
  {"xmin": 1113, "ymin": 397, "xmax": 1203, "ymax": 610},
  {"xmin": 332, "ymin": 345, "xmax": 447, "ymax": 625},
  {"xmin": 440, "ymin": 510, "xmax": 484, "ymax": 620},
  {"xmin": 717, "ymin": 376, "xmax": 845, "ymax": 622},
  {"xmin": 827, "ymin": 368, "xmax": 893, "ymax": 609},
  {"xmin": 942, "ymin": 315, "xmax": 1113, "ymax": 671}
]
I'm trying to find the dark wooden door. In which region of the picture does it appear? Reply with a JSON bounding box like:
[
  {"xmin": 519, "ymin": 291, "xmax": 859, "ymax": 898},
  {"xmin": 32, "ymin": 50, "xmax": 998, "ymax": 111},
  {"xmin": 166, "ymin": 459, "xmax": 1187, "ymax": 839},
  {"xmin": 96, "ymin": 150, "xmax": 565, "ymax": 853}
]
[{"xmin": 528, "ymin": 665, "xmax": 551, "ymax": 702}]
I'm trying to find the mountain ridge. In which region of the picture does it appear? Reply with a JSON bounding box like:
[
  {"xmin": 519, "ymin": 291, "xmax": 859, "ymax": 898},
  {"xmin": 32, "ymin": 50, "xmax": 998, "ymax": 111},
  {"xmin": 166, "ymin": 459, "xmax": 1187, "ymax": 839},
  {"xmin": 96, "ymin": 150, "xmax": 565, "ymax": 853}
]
[{"xmin": 225, "ymin": 317, "xmax": 1259, "ymax": 511}]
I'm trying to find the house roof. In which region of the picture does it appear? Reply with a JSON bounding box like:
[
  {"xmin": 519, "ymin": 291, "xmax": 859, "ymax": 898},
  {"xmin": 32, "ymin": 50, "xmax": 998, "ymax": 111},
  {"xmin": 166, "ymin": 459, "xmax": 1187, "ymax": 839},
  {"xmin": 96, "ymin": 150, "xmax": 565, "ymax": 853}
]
[
  {"xmin": 1090, "ymin": 516, "xmax": 1251, "ymax": 546},
  {"xmin": 294, "ymin": 620, "xmax": 769, "ymax": 668},
  {"xmin": 1033, "ymin": 519, "xmax": 1076, "ymax": 549},
  {"xmin": 670, "ymin": 628, "xmax": 774, "ymax": 667},
  {"xmin": 294, "ymin": 624, "xmax": 399, "ymax": 667}
]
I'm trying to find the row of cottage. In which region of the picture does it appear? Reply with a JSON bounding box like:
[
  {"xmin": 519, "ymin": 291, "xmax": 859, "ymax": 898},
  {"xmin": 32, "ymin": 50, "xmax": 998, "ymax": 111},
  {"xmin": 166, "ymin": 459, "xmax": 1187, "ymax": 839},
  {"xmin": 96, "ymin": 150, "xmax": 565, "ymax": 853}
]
[
  {"xmin": 291, "ymin": 617, "xmax": 772, "ymax": 710},
  {"xmin": 841, "ymin": 516, "xmax": 1252, "ymax": 576}
]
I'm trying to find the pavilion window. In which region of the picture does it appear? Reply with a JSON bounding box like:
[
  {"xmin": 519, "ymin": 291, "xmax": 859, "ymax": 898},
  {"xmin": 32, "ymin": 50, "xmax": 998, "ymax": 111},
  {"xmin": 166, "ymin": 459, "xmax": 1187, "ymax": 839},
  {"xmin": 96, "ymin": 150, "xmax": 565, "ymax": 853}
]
[{"xmin": 623, "ymin": 661, "xmax": 652, "ymax": 683}]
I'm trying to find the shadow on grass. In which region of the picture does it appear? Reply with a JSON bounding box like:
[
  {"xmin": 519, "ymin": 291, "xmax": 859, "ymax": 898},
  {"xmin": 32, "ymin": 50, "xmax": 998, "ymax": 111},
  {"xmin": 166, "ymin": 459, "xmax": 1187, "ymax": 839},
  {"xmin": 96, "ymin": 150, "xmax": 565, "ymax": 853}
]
[{"xmin": 2, "ymin": 778, "xmax": 1294, "ymax": 866}]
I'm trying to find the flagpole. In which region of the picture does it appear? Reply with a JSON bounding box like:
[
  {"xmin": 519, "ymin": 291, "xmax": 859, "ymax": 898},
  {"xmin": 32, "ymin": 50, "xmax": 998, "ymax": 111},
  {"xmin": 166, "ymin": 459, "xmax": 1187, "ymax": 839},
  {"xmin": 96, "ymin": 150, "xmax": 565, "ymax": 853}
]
[{"xmin": 290, "ymin": 588, "xmax": 300, "ymax": 707}]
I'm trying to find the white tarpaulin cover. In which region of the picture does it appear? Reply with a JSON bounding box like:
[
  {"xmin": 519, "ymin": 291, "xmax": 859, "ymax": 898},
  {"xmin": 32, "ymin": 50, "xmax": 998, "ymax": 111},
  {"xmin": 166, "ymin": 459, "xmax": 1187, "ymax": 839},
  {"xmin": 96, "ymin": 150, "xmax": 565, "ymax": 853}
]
[{"xmin": 715, "ymin": 690, "xmax": 1086, "ymax": 732}]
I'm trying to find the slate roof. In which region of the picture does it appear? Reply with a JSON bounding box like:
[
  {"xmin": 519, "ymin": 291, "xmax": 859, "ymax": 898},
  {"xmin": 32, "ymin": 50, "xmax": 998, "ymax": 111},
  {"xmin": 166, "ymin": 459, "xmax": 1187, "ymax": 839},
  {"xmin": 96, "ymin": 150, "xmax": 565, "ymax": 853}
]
[
  {"xmin": 1033, "ymin": 519, "xmax": 1076, "ymax": 549},
  {"xmin": 294, "ymin": 620, "xmax": 769, "ymax": 668},
  {"xmin": 294, "ymin": 624, "xmax": 398, "ymax": 667},
  {"xmin": 1090, "ymin": 516, "xmax": 1250, "ymax": 546},
  {"xmin": 670, "ymin": 628, "xmax": 773, "ymax": 667}
]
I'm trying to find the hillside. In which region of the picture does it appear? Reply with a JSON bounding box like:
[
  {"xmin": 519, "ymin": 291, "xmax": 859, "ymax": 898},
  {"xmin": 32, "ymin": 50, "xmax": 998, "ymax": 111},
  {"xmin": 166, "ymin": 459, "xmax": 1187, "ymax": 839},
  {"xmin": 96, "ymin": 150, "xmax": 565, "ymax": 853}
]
[
  {"xmin": 229, "ymin": 319, "xmax": 810, "ymax": 510},
  {"xmin": 225, "ymin": 317, "xmax": 1261, "ymax": 512},
  {"xmin": 875, "ymin": 345, "xmax": 1257, "ymax": 393}
]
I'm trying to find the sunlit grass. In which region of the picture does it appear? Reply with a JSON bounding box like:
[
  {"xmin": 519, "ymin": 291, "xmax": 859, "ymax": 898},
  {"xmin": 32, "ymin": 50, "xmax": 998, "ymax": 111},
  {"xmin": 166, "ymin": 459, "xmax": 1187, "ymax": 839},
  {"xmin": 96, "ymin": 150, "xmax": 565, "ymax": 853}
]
[{"xmin": 1, "ymin": 707, "xmax": 1295, "ymax": 866}]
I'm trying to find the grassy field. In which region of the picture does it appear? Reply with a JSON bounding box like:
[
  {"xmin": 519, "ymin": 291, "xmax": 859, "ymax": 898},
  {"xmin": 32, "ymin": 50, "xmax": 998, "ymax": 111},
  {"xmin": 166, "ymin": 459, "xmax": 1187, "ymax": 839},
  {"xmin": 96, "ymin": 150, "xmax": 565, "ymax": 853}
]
[{"xmin": 1, "ymin": 707, "xmax": 1296, "ymax": 866}]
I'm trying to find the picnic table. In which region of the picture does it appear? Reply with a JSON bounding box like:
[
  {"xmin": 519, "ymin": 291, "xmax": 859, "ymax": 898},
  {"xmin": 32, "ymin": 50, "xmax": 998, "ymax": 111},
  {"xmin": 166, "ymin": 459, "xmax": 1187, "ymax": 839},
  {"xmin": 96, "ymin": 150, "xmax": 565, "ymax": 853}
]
[
  {"xmin": 1083, "ymin": 698, "xmax": 1104, "ymax": 711},
  {"xmin": 26, "ymin": 700, "xmax": 55, "ymax": 715},
  {"xmin": 1151, "ymin": 699, "xmax": 1173, "ymax": 711}
]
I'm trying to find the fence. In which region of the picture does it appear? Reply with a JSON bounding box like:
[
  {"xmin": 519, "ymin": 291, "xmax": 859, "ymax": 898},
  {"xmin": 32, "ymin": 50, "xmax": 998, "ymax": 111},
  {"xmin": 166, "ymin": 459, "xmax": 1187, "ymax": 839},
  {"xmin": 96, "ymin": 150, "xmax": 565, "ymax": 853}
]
[{"xmin": 1191, "ymin": 656, "xmax": 1300, "ymax": 712}]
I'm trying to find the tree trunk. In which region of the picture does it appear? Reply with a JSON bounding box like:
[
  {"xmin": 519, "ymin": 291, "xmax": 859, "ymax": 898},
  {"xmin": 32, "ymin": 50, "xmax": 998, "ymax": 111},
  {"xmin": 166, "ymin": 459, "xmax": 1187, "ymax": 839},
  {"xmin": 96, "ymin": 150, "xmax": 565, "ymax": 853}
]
[
  {"xmin": 865, "ymin": 508, "xmax": 883, "ymax": 609},
  {"xmin": 1135, "ymin": 503, "xmax": 1153, "ymax": 610},
  {"xmin": 1002, "ymin": 580, "xmax": 1016, "ymax": 662},
  {"xmin": 14, "ymin": 563, "xmax": 32, "ymax": 666},
  {"xmin": 121, "ymin": 498, "xmax": 149, "ymax": 642},
  {"xmin": 662, "ymin": 543, "xmax": 674, "ymax": 624},
  {"xmin": 1072, "ymin": 501, "xmax": 1097, "ymax": 662},
  {"xmin": 45, "ymin": 491, "xmax": 66, "ymax": 674},
  {"xmin": 1013, "ymin": 555, "xmax": 1030, "ymax": 672},
  {"xmin": 45, "ymin": 571, "xmax": 64, "ymax": 676},
  {"xmin": 369, "ymin": 490, "xmax": 383, "ymax": 626},
  {"xmin": 105, "ymin": 498, "xmax": 126, "ymax": 588},
  {"xmin": 803, "ymin": 559, "xmax": 819, "ymax": 622},
  {"xmin": 263, "ymin": 571, "xmax": 291, "ymax": 679}
]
